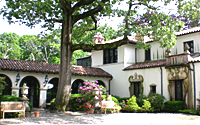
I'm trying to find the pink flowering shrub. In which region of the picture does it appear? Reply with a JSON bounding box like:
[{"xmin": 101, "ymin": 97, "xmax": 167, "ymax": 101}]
[{"xmin": 75, "ymin": 81, "xmax": 102, "ymax": 112}]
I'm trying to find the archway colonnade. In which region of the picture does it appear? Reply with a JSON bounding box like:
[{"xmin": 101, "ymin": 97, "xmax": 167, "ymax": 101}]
[{"xmin": 0, "ymin": 70, "xmax": 109, "ymax": 107}]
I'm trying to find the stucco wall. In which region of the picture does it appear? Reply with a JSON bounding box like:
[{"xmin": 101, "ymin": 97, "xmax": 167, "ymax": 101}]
[
  {"xmin": 193, "ymin": 62, "xmax": 200, "ymax": 108},
  {"xmin": 99, "ymin": 63, "xmax": 170, "ymax": 101},
  {"xmin": 171, "ymin": 32, "xmax": 200, "ymax": 54},
  {"xmin": 123, "ymin": 44, "xmax": 135, "ymax": 67},
  {"xmin": 91, "ymin": 50, "xmax": 103, "ymax": 67}
]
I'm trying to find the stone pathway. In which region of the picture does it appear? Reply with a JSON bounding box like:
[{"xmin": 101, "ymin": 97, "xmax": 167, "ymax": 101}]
[{"xmin": 1, "ymin": 109, "xmax": 200, "ymax": 125}]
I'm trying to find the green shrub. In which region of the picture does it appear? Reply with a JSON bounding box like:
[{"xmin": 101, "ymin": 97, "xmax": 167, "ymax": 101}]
[
  {"xmin": 101, "ymin": 95, "xmax": 119, "ymax": 103},
  {"xmin": 50, "ymin": 94, "xmax": 84, "ymax": 111},
  {"xmin": 125, "ymin": 95, "xmax": 141, "ymax": 112},
  {"xmin": 142, "ymin": 99, "xmax": 153, "ymax": 112},
  {"xmin": 0, "ymin": 95, "xmax": 21, "ymax": 101},
  {"xmin": 118, "ymin": 97, "xmax": 130, "ymax": 103},
  {"xmin": 137, "ymin": 94, "xmax": 147, "ymax": 107},
  {"xmin": 179, "ymin": 109, "xmax": 199, "ymax": 115},
  {"xmin": 29, "ymin": 102, "xmax": 33, "ymax": 112},
  {"xmin": 147, "ymin": 93, "xmax": 165, "ymax": 111},
  {"xmin": 163, "ymin": 101, "xmax": 184, "ymax": 112},
  {"xmin": 70, "ymin": 94, "xmax": 84, "ymax": 111}
]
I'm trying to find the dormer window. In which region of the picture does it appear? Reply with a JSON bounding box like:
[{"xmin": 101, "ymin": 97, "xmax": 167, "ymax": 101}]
[
  {"xmin": 104, "ymin": 48, "xmax": 118, "ymax": 64},
  {"xmin": 184, "ymin": 41, "xmax": 194, "ymax": 53},
  {"xmin": 145, "ymin": 49, "xmax": 151, "ymax": 61}
]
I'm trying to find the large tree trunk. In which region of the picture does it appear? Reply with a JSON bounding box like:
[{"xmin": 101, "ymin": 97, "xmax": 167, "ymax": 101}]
[{"xmin": 51, "ymin": 13, "xmax": 73, "ymax": 112}]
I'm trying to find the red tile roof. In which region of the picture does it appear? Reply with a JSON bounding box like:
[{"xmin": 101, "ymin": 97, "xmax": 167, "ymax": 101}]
[
  {"xmin": 103, "ymin": 26, "xmax": 200, "ymax": 44},
  {"xmin": 175, "ymin": 27, "xmax": 200, "ymax": 36},
  {"xmin": 0, "ymin": 58, "xmax": 112, "ymax": 78},
  {"xmin": 124, "ymin": 60, "xmax": 166, "ymax": 70}
]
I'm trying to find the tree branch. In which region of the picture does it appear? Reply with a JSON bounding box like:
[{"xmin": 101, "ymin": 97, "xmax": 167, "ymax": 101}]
[
  {"xmin": 131, "ymin": 2, "xmax": 157, "ymax": 10},
  {"xmin": 72, "ymin": 0, "xmax": 109, "ymax": 25},
  {"xmin": 45, "ymin": 19, "xmax": 63, "ymax": 23},
  {"xmin": 71, "ymin": 0, "xmax": 95, "ymax": 15},
  {"xmin": 73, "ymin": 15, "xmax": 97, "ymax": 39},
  {"xmin": 59, "ymin": 0, "xmax": 68, "ymax": 12},
  {"xmin": 124, "ymin": 0, "xmax": 133, "ymax": 39},
  {"xmin": 71, "ymin": 38, "xmax": 128, "ymax": 52}
]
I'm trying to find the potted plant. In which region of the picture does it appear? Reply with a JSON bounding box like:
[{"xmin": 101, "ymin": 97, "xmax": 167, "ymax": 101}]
[
  {"xmin": 34, "ymin": 108, "xmax": 40, "ymax": 117},
  {"xmin": 89, "ymin": 106, "xmax": 95, "ymax": 114}
]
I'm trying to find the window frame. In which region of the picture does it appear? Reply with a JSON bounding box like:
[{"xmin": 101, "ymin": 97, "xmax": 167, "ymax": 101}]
[
  {"xmin": 103, "ymin": 48, "xmax": 118, "ymax": 64},
  {"xmin": 184, "ymin": 40, "xmax": 194, "ymax": 53},
  {"xmin": 150, "ymin": 86, "xmax": 156, "ymax": 93},
  {"xmin": 145, "ymin": 49, "xmax": 151, "ymax": 61}
]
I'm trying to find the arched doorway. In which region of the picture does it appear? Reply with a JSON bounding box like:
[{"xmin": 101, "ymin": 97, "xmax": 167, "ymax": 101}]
[
  {"xmin": 71, "ymin": 79, "xmax": 84, "ymax": 94},
  {"xmin": 47, "ymin": 78, "xmax": 58, "ymax": 103},
  {"xmin": 97, "ymin": 80, "xmax": 106, "ymax": 87},
  {"xmin": 19, "ymin": 76, "xmax": 40, "ymax": 107},
  {"xmin": 0, "ymin": 74, "xmax": 12, "ymax": 95}
]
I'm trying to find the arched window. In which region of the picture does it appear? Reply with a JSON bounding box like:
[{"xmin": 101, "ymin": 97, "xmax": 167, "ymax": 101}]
[
  {"xmin": 97, "ymin": 80, "xmax": 106, "ymax": 88},
  {"xmin": 47, "ymin": 78, "xmax": 58, "ymax": 103},
  {"xmin": 0, "ymin": 74, "xmax": 12, "ymax": 95},
  {"xmin": 71, "ymin": 79, "xmax": 84, "ymax": 94}
]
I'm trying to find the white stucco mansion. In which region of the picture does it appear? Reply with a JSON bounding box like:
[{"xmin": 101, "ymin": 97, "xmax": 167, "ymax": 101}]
[{"xmin": 1, "ymin": 26, "xmax": 200, "ymax": 110}]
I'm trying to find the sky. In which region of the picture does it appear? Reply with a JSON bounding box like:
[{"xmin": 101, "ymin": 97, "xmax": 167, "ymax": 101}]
[{"xmin": 0, "ymin": 0, "xmax": 177, "ymax": 36}]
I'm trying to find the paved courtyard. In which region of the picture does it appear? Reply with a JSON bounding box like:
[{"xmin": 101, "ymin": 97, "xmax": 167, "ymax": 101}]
[{"xmin": 1, "ymin": 110, "xmax": 200, "ymax": 125}]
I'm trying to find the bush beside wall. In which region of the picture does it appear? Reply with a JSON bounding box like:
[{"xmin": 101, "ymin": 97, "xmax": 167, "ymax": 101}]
[{"xmin": 163, "ymin": 101, "xmax": 184, "ymax": 112}]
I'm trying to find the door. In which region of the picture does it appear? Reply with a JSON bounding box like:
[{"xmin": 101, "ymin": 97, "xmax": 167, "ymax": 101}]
[
  {"xmin": 134, "ymin": 82, "xmax": 140, "ymax": 98},
  {"xmin": 20, "ymin": 76, "xmax": 39, "ymax": 107},
  {"xmin": 175, "ymin": 80, "xmax": 183, "ymax": 101}
]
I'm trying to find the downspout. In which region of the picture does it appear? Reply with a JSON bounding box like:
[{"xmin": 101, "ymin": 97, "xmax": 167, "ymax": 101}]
[
  {"xmin": 188, "ymin": 63, "xmax": 196, "ymax": 110},
  {"xmin": 192, "ymin": 63, "xmax": 196, "ymax": 110},
  {"xmin": 109, "ymin": 77, "xmax": 113, "ymax": 95},
  {"xmin": 135, "ymin": 48, "xmax": 137, "ymax": 64},
  {"xmin": 160, "ymin": 67, "xmax": 163, "ymax": 96}
]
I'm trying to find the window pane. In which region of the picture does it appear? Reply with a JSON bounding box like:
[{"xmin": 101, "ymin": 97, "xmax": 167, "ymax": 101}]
[
  {"xmin": 114, "ymin": 48, "xmax": 118, "ymax": 63},
  {"xmin": 104, "ymin": 50, "xmax": 109, "ymax": 64},
  {"xmin": 110, "ymin": 49, "xmax": 113, "ymax": 63},
  {"xmin": 184, "ymin": 41, "xmax": 194, "ymax": 53},
  {"xmin": 145, "ymin": 49, "xmax": 151, "ymax": 61}
]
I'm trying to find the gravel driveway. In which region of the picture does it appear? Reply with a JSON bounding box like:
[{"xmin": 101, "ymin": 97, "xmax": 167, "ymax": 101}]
[{"xmin": 1, "ymin": 111, "xmax": 200, "ymax": 125}]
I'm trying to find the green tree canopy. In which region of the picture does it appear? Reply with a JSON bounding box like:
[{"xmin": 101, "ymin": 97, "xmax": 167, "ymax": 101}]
[{"xmin": 0, "ymin": 32, "xmax": 21, "ymax": 59}]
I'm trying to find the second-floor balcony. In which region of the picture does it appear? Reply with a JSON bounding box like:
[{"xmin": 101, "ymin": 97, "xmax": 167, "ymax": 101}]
[{"xmin": 166, "ymin": 54, "xmax": 191, "ymax": 66}]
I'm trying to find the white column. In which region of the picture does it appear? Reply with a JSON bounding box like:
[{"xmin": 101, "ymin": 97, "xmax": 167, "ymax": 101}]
[
  {"xmin": 11, "ymin": 87, "xmax": 20, "ymax": 97},
  {"xmin": 39, "ymin": 88, "xmax": 48, "ymax": 108}
]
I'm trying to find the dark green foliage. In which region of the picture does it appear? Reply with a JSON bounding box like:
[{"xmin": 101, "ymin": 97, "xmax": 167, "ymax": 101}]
[
  {"xmin": 50, "ymin": 94, "xmax": 83, "ymax": 111},
  {"xmin": 147, "ymin": 93, "xmax": 165, "ymax": 111},
  {"xmin": 69, "ymin": 94, "xmax": 83, "ymax": 111},
  {"xmin": 29, "ymin": 102, "xmax": 33, "ymax": 113},
  {"xmin": 179, "ymin": 109, "xmax": 199, "ymax": 115},
  {"xmin": 137, "ymin": 94, "xmax": 147, "ymax": 107},
  {"xmin": 163, "ymin": 101, "xmax": 184, "ymax": 112},
  {"xmin": 0, "ymin": 95, "xmax": 21, "ymax": 101}
]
